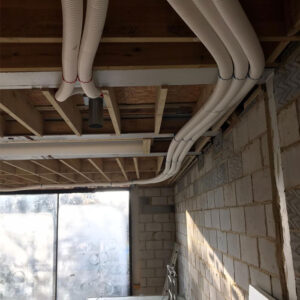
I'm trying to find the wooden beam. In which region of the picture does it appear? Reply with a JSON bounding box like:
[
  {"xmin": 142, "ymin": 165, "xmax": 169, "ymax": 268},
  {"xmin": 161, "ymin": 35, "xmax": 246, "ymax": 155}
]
[
  {"xmin": 0, "ymin": 90, "xmax": 43, "ymax": 136},
  {"xmin": 156, "ymin": 157, "xmax": 164, "ymax": 175},
  {"xmin": 154, "ymin": 86, "xmax": 168, "ymax": 134},
  {"xmin": 42, "ymin": 90, "xmax": 82, "ymax": 136},
  {"xmin": 102, "ymin": 88, "xmax": 121, "ymax": 135},
  {"xmin": 284, "ymin": 0, "xmax": 300, "ymax": 36},
  {"xmin": 133, "ymin": 158, "xmax": 140, "ymax": 179},
  {"xmin": 143, "ymin": 139, "xmax": 151, "ymax": 155},
  {"xmin": 87, "ymin": 158, "xmax": 110, "ymax": 182},
  {"xmin": 193, "ymin": 85, "xmax": 215, "ymax": 114},
  {"xmin": 0, "ymin": 115, "xmax": 5, "ymax": 137},
  {"xmin": 60, "ymin": 159, "xmax": 94, "ymax": 182},
  {"xmin": 32, "ymin": 159, "xmax": 76, "ymax": 183},
  {"xmin": 116, "ymin": 158, "xmax": 128, "ymax": 181},
  {"xmin": 3, "ymin": 160, "xmax": 59, "ymax": 184},
  {"xmin": 266, "ymin": 41, "xmax": 290, "ymax": 64}
]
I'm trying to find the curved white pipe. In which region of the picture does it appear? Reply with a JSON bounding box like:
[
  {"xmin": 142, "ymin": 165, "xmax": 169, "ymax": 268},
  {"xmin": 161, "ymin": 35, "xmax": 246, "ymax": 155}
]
[
  {"xmin": 2, "ymin": 0, "xmax": 265, "ymax": 192},
  {"xmin": 55, "ymin": 0, "xmax": 83, "ymax": 102},
  {"xmin": 78, "ymin": 0, "xmax": 109, "ymax": 98}
]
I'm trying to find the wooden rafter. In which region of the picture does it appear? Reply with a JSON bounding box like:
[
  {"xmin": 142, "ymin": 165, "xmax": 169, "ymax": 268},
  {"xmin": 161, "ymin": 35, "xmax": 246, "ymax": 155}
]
[
  {"xmin": 143, "ymin": 139, "xmax": 151, "ymax": 155},
  {"xmin": 102, "ymin": 88, "xmax": 121, "ymax": 135},
  {"xmin": 266, "ymin": 41, "xmax": 290, "ymax": 64},
  {"xmin": 193, "ymin": 85, "xmax": 215, "ymax": 114},
  {"xmin": 3, "ymin": 160, "xmax": 59, "ymax": 184},
  {"xmin": 0, "ymin": 90, "xmax": 43, "ymax": 136},
  {"xmin": 32, "ymin": 159, "xmax": 76, "ymax": 183},
  {"xmin": 87, "ymin": 158, "xmax": 110, "ymax": 182},
  {"xmin": 42, "ymin": 90, "xmax": 82, "ymax": 136},
  {"xmin": 154, "ymin": 86, "xmax": 168, "ymax": 134},
  {"xmin": 0, "ymin": 162, "xmax": 39, "ymax": 183},
  {"xmin": 116, "ymin": 158, "xmax": 128, "ymax": 181},
  {"xmin": 60, "ymin": 159, "xmax": 94, "ymax": 182},
  {"xmin": 133, "ymin": 158, "xmax": 140, "ymax": 179}
]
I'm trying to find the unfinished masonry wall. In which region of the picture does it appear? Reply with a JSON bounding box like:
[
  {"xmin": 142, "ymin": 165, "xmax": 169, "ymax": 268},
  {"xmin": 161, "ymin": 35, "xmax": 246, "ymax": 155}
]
[
  {"xmin": 174, "ymin": 94, "xmax": 283, "ymax": 299},
  {"xmin": 130, "ymin": 186, "xmax": 175, "ymax": 295}
]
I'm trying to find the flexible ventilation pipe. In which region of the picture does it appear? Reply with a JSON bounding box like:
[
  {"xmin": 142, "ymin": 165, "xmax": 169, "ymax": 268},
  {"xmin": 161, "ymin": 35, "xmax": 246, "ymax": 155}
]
[
  {"xmin": 78, "ymin": 0, "xmax": 109, "ymax": 98},
  {"xmin": 1, "ymin": 0, "xmax": 265, "ymax": 191},
  {"xmin": 55, "ymin": 0, "xmax": 83, "ymax": 102}
]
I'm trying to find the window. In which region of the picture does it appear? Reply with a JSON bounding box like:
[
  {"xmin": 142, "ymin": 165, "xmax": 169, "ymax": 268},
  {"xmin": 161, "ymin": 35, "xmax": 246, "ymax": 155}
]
[{"xmin": 0, "ymin": 191, "xmax": 130, "ymax": 300}]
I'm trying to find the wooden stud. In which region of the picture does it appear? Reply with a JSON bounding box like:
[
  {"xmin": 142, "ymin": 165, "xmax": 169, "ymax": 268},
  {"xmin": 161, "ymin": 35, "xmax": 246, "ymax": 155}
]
[
  {"xmin": 154, "ymin": 86, "xmax": 168, "ymax": 134},
  {"xmin": 87, "ymin": 158, "xmax": 110, "ymax": 182},
  {"xmin": 0, "ymin": 90, "xmax": 43, "ymax": 136},
  {"xmin": 60, "ymin": 159, "xmax": 94, "ymax": 182},
  {"xmin": 133, "ymin": 158, "xmax": 140, "ymax": 179},
  {"xmin": 42, "ymin": 90, "xmax": 82, "ymax": 136},
  {"xmin": 266, "ymin": 41, "xmax": 290, "ymax": 64},
  {"xmin": 32, "ymin": 159, "xmax": 76, "ymax": 183},
  {"xmin": 102, "ymin": 88, "xmax": 121, "ymax": 135},
  {"xmin": 116, "ymin": 158, "xmax": 128, "ymax": 180}
]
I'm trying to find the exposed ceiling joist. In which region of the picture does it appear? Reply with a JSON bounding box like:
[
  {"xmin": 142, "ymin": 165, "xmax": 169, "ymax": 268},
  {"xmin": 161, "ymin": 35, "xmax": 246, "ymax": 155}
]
[
  {"xmin": 42, "ymin": 90, "xmax": 82, "ymax": 136},
  {"xmin": 0, "ymin": 90, "xmax": 43, "ymax": 136},
  {"xmin": 116, "ymin": 158, "xmax": 128, "ymax": 181},
  {"xmin": 156, "ymin": 157, "xmax": 164, "ymax": 176},
  {"xmin": 154, "ymin": 86, "xmax": 168, "ymax": 134},
  {"xmin": 133, "ymin": 158, "xmax": 140, "ymax": 179},
  {"xmin": 87, "ymin": 158, "xmax": 110, "ymax": 182},
  {"xmin": 102, "ymin": 88, "xmax": 121, "ymax": 135},
  {"xmin": 143, "ymin": 139, "xmax": 151, "ymax": 155},
  {"xmin": 60, "ymin": 159, "xmax": 94, "ymax": 183}
]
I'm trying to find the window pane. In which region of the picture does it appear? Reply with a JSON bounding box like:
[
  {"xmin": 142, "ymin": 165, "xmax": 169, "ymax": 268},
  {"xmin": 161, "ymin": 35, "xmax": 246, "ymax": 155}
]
[
  {"xmin": 0, "ymin": 194, "xmax": 57, "ymax": 300},
  {"xmin": 57, "ymin": 191, "xmax": 130, "ymax": 300}
]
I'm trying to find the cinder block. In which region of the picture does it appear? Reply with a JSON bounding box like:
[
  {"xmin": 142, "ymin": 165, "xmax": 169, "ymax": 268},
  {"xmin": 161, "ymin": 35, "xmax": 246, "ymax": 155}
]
[
  {"xmin": 271, "ymin": 276, "xmax": 282, "ymax": 300},
  {"xmin": 223, "ymin": 254, "xmax": 234, "ymax": 279},
  {"xmin": 230, "ymin": 207, "xmax": 245, "ymax": 233},
  {"xmin": 139, "ymin": 232, "xmax": 154, "ymax": 241},
  {"xmin": 151, "ymin": 196, "xmax": 168, "ymax": 205},
  {"xmin": 252, "ymin": 168, "xmax": 272, "ymax": 202},
  {"xmin": 228, "ymin": 153, "xmax": 243, "ymax": 182},
  {"xmin": 141, "ymin": 268, "xmax": 155, "ymax": 278},
  {"xmin": 163, "ymin": 241, "xmax": 174, "ymax": 250},
  {"xmin": 234, "ymin": 260, "xmax": 249, "ymax": 291},
  {"xmin": 146, "ymin": 241, "xmax": 162, "ymax": 250},
  {"xmin": 139, "ymin": 224, "xmax": 145, "ymax": 232},
  {"xmin": 145, "ymin": 188, "xmax": 161, "ymax": 197},
  {"xmin": 146, "ymin": 259, "xmax": 164, "ymax": 268},
  {"xmin": 278, "ymin": 101, "xmax": 300, "ymax": 147},
  {"xmin": 250, "ymin": 267, "xmax": 271, "ymax": 295},
  {"xmin": 245, "ymin": 205, "xmax": 266, "ymax": 236},
  {"xmin": 261, "ymin": 133, "xmax": 270, "ymax": 167},
  {"xmin": 140, "ymin": 250, "xmax": 154, "ymax": 259},
  {"xmin": 224, "ymin": 182, "xmax": 237, "ymax": 207},
  {"xmin": 214, "ymin": 187, "xmax": 224, "ymax": 208},
  {"xmin": 205, "ymin": 210, "xmax": 212, "ymax": 228},
  {"xmin": 140, "ymin": 214, "xmax": 153, "ymax": 223},
  {"xmin": 163, "ymin": 223, "xmax": 176, "ymax": 232},
  {"xmin": 259, "ymin": 238, "xmax": 279, "ymax": 275},
  {"xmin": 242, "ymin": 139, "xmax": 262, "ymax": 175},
  {"xmin": 219, "ymin": 208, "xmax": 231, "ymax": 231},
  {"xmin": 146, "ymin": 223, "xmax": 162, "ymax": 232},
  {"xmin": 236, "ymin": 176, "xmax": 253, "ymax": 205},
  {"xmin": 247, "ymin": 96, "xmax": 267, "ymax": 141},
  {"xmin": 155, "ymin": 250, "xmax": 171, "ymax": 259},
  {"xmin": 227, "ymin": 233, "xmax": 240, "ymax": 259},
  {"xmin": 139, "ymin": 241, "xmax": 146, "ymax": 250},
  {"xmin": 139, "ymin": 287, "xmax": 157, "ymax": 294},
  {"xmin": 209, "ymin": 230, "xmax": 218, "ymax": 249},
  {"xmin": 220, "ymin": 276, "xmax": 231, "ymax": 299},
  {"xmin": 153, "ymin": 214, "xmax": 169, "ymax": 223},
  {"xmin": 265, "ymin": 204, "xmax": 276, "ymax": 238},
  {"xmin": 233, "ymin": 117, "xmax": 249, "ymax": 152},
  {"xmin": 161, "ymin": 187, "xmax": 173, "ymax": 196},
  {"xmin": 281, "ymin": 143, "xmax": 300, "ymax": 188},
  {"xmin": 240, "ymin": 235, "xmax": 259, "ymax": 266},
  {"xmin": 207, "ymin": 190, "xmax": 215, "ymax": 209},
  {"xmin": 154, "ymin": 232, "xmax": 171, "ymax": 240},
  {"xmin": 147, "ymin": 277, "xmax": 164, "ymax": 287},
  {"xmin": 217, "ymin": 230, "xmax": 227, "ymax": 253},
  {"xmin": 211, "ymin": 209, "xmax": 220, "ymax": 229}
]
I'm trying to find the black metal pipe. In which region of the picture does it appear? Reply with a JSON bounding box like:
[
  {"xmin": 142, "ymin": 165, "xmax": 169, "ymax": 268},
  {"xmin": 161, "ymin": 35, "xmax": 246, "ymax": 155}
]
[{"xmin": 88, "ymin": 97, "xmax": 104, "ymax": 128}]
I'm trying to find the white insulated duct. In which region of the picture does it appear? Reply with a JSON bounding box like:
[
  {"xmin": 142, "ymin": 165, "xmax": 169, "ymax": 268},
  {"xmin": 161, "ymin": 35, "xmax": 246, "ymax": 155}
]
[
  {"xmin": 78, "ymin": 0, "xmax": 109, "ymax": 98},
  {"xmin": 55, "ymin": 0, "xmax": 83, "ymax": 102},
  {"xmin": 1, "ymin": 0, "xmax": 265, "ymax": 191}
]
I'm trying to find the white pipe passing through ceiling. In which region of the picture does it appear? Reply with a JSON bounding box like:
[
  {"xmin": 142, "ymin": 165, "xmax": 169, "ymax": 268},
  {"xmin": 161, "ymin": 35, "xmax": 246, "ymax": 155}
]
[{"xmin": 0, "ymin": 0, "xmax": 265, "ymax": 191}]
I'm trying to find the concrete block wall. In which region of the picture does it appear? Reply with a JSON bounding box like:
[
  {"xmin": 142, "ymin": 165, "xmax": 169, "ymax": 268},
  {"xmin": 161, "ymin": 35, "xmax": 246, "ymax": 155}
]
[
  {"xmin": 131, "ymin": 187, "xmax": 175, "ymax": 295},
  {"xmin": 276, "ymin": 82, "xmax": 300, "ymax": 295},
  {"xmin": 174, "ymin": 95, "xmax": 283, "ymax": 299}
]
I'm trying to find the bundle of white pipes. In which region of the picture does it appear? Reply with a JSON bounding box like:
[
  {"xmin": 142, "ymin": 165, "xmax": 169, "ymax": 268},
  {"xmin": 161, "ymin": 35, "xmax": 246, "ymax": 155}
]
[{"xmin": 2, "ymin": 0, "xmax": 264, "ymax": 191}]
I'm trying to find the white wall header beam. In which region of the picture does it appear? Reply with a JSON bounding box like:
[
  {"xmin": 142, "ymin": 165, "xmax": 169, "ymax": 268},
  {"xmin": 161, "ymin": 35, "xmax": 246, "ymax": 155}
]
[{"xmin": 0, "ymin": 68, "xmax": 218, "ymax": 90}]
